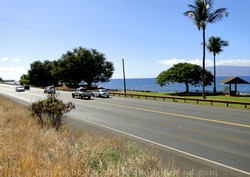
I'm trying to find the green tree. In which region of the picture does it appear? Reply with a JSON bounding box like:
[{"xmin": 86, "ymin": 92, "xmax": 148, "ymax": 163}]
[
  {"xmin": 207, "ymin": 36, "xmax": 229, "ymax": 95},
  {"xmin": 156, "ymin": 63, "xmax": 213, "ymax": 94},
  {"xmin": 184, "ymin": 0, "xmax": 228, "ymax": 98},
  {"xmin": 28, "ymin": 61, "xmax": 44, "ymax": 86},
  {"xmin": 19, "ymin": 74, "xmax": 30, "ymax": 85},
  {"xmin": 56, "ymin": 47, "xmax": 114, "ymax": 88},
  {"xmin": 28, "ymin": 60, "xmax": 58, "ymax": 86}
]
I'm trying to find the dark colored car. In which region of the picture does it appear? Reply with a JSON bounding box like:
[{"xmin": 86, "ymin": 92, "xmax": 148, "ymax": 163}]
[{"xmin": 24, "ymin": 85, "xmax": 30, "ymax": 90}]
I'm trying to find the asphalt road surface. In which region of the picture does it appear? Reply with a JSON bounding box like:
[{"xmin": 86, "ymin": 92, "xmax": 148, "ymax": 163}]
[{"xmin": 1, "ymin": 84, "xmax": 249, "ymax": 177}]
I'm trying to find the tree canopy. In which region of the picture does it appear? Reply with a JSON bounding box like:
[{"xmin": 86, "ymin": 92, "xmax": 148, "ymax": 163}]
[
  {"xmin": 207, "ymin": 36, "xmax": 229, "ymax": 57},
  {"xmin": 27, "ymin": 47, "xmax": 114, "ymax": 88},
  {"xmin": 55, "ymin": 47, "xmax": 114, "ymax": 88},
  {"xmin": 28, "ymin": 60, "xmax": 58, "ymax": 87},
  {"xmin": 156, "ymin": 62, "xmax": 213, "ymax": 93},
  {"xmin": 19, "ymin": 74, "xmax": 29, "ymax": 85}
]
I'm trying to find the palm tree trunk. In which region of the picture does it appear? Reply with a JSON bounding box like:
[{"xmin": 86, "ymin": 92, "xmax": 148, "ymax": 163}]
[
  {"xmin": 202, "ymin": 28, "xmax": 206, "ymax": 99},
  {"xmin": 213, "ymin": 53, "xmax": 217, "ymax": 95},
  {"xmin": 185, "ymin": 81, "xmax": 189, "ymax": 94}
]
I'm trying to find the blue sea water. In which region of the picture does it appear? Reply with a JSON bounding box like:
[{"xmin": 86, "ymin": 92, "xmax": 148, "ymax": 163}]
[{"xmin": 97, "ymin": 76, "xmax": 250, "ymax": 94}]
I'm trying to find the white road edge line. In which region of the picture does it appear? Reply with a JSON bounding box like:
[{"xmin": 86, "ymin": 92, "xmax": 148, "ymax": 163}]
[{"xmin": 69, "ymin": 114, "xmax": 250, "ymax": 176}]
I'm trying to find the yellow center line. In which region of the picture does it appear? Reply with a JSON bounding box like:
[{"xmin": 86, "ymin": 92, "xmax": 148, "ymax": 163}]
[{"xmin": 96, "ymin": 101, "xmax": 250, "ymax": 128}]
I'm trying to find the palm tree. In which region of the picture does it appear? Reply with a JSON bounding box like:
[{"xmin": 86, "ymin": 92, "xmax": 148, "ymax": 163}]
[
  {"xmin": 207, "ymin": 36, "xmax": 229, "ymax": 95},
  {"xmin": 184, "ymin": 0, "xmax": 228, "ymax": 99}
]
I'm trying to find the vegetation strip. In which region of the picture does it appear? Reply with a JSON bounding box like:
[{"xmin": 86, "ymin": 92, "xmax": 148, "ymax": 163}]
[{"xmin": 110, "ymin": 91, "xmax": 250, "ymax": 109}]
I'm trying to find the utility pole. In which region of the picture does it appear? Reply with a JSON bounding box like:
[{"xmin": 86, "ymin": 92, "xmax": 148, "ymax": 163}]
[{"xmin": 122, "ymin": 58, "xmax": 127, "ymax": 94}]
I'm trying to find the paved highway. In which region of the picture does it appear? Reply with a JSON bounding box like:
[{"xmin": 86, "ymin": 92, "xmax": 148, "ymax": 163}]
[{"xmin": 0, "ymin": 84, "xmax": 249, "ymax": 177}]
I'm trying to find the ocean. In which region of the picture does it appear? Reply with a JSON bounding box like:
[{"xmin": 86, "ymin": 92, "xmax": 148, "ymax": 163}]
[{"xmin": 97, "ymin": 76, "xmax": 250, "ymax": 94}]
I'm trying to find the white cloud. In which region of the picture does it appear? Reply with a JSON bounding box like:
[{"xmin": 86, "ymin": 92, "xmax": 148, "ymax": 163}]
[
  {"xmin": 0, "ymin": 67, "xmax": 28, "ymax": 80},
  {"xmin": 158, "ymin": 58, "xmax": 201, "ymax": 66},
  {"xmin": 216, "ymin": 59, "xmax": 250, "ymax": 66},
  {"xmin": 158, "ymin": 58, "xmax": 250, "ymax": 67},
  {"xmin": 1, "ymin": 57, "xmax": 8, "ymax": 61},
  {"xmin": 13, "ymin": 58, "xmax": 22, "ymax": 62}
]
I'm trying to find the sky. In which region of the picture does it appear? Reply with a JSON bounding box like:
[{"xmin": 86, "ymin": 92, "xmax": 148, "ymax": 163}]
[{"xmin": 1, "ymin": 0, "xmax": 250, "ymax": 80}]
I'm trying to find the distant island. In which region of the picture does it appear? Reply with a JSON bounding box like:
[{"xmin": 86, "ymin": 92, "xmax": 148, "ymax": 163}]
[{"xmin": 206, "ymin": 66, "xmax": 250, "ymax": 76}]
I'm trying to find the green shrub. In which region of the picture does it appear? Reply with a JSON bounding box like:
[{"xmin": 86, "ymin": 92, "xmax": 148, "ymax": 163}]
[{"xmin": 29, "ymin": 94, "xmax": 75, "ymax": 130}]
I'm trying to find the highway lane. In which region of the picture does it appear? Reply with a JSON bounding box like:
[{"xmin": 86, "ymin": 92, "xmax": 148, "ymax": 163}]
[
  {"xmin": 0, "ymin": 84, "xmax": 250, "ymax": 176},
  {"xmin": 67, "ymin": 94, "xmax": 250, "ymax": 176}
]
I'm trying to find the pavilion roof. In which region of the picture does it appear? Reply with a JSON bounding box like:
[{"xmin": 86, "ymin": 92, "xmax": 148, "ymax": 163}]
[{"xmin": 219, "ymin": 76, "xmax": 250, "ymax": 84}]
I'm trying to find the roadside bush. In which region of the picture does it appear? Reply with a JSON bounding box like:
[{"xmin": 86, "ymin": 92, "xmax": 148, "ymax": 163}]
[{"xmin": 29, "ymin": 94, "xmax": 75, "ymax": 130}]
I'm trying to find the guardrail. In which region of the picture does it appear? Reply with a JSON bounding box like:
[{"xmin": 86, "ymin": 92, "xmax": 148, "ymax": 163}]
[{"xmin": 110, "ymin": 92, "xmax": 250, "ymax": 109}]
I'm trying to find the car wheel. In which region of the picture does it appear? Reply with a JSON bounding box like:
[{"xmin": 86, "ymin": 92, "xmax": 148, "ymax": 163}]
[{"xmin": 72, "ymin": 94, "xmax": 75, "ymax": 98}]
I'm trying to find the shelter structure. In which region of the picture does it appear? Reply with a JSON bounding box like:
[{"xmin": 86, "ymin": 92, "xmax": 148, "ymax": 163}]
[{"xmin": 219, "ymin": 76, "xmax": 250, "ymax": 95}]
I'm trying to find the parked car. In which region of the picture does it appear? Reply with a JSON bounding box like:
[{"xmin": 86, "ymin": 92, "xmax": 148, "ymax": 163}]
[
  {"xmin": 15, "ymin": 85, "xmax": 25, "ymax": 92},
  {"xmin": 92, "ymin": 89, "xmax": 110, "ymax": 98},
  {"xmin": 44, "ymin": 86, "xmax": 56, "ymax": 94}
]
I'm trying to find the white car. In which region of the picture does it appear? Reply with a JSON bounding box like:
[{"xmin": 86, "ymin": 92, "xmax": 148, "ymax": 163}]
[
  {"xmin": 15, "ymin": 85, "xmax": 25, "ymax": 92},
  {"xmin": 44, "ymin": 86, "xmax": 56, "ymax": 94},
  {"xmin": 92, "ymin": 89, "xmax": 110, "ymax": 98}
]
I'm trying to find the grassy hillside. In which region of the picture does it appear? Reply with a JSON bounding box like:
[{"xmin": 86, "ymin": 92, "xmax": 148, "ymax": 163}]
[{"xmin": 0, "ymin": 95, "xmax": 178, "ymax": 177}]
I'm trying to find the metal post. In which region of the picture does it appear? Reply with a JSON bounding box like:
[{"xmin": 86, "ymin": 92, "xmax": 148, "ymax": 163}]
[{"xmin": 122, "ymin": 59, "xmax": 126, "ymax": 94}]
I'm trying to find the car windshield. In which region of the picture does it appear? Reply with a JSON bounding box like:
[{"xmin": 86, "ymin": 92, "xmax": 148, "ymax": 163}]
[
  {"xmin": 16, "ymin": 85, "xmax": 24, "ymax": 88},
  {"xmin": 46, "ymin": 86, "xmax": 54, "ymax": 89}
]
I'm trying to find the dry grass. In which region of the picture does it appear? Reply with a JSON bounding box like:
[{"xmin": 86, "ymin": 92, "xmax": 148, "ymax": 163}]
[{"xmin": 0, "ymin": 96, "xmax": 179, "ymax": 177}]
